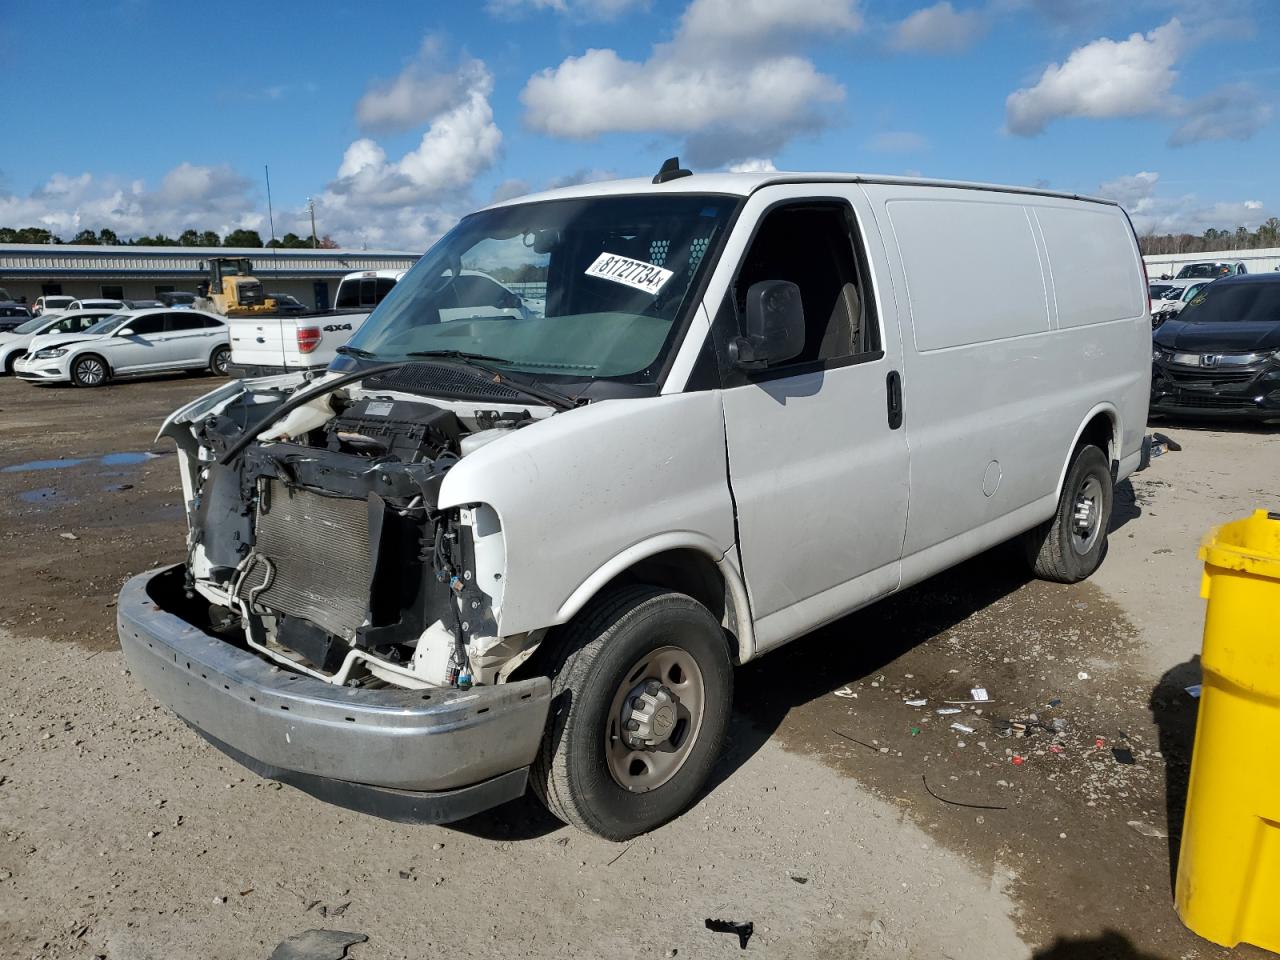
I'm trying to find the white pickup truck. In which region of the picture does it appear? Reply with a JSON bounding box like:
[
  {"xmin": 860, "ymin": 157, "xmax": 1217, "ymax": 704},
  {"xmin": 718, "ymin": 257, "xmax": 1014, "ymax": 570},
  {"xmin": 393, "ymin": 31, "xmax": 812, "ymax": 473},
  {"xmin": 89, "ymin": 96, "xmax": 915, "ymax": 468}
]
[{"xmin": 226, "ymin": 270, "xmax": 405, "ymax": 378}]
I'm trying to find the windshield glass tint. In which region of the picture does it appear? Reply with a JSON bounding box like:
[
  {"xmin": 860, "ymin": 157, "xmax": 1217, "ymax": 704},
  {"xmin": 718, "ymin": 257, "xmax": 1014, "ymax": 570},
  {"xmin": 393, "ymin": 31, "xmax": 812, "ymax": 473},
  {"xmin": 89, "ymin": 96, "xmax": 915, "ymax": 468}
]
[
  {"xmin": 1179, "ymin": 283, "xmax": 1280, "ymax": 324},
  {"xmin": 1177, "ymin": 264, "xmax": 1220, "ymax": 278},
  {"xmin": 346, "ymin": 194, "xmax": 739, "ymax": 382},
  {"xmin": 1149, "ymin": 284, "xmax": 1174, "ymax": 300},
  {"xmin": 84, "ymin": 313, "xmax": 132, "ymax": 335}
]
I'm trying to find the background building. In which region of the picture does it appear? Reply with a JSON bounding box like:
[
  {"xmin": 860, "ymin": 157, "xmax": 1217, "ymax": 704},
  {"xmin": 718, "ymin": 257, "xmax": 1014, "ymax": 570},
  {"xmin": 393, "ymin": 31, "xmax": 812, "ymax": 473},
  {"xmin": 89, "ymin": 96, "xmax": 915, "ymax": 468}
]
[{"xmin": 0, "ymin": 244, "xmax": 419, "ymax": 310}]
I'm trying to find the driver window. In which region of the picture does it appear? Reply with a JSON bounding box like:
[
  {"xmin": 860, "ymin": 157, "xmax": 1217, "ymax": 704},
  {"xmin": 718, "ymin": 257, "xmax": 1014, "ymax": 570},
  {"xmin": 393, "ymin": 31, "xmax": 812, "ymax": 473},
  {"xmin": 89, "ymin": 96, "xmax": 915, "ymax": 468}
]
[{"xmin": 733, "ymin": 202, "xmax": 879, "ymax": 367}]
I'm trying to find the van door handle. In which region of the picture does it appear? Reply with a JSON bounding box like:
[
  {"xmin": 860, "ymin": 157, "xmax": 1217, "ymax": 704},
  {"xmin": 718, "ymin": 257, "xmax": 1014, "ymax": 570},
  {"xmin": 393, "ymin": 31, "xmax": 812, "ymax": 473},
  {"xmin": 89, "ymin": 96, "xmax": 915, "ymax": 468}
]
[{"xmin": 886, "ymin": 370, "xmax": 903, "ymax": 430}]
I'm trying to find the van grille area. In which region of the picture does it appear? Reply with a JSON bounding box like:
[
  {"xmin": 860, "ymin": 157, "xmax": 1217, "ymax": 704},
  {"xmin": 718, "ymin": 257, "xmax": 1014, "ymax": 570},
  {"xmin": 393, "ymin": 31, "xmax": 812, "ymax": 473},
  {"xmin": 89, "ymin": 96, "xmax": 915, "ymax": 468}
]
[{"xmin": 249, "ymin": 482, "xmax": 373, "ymax": 639}]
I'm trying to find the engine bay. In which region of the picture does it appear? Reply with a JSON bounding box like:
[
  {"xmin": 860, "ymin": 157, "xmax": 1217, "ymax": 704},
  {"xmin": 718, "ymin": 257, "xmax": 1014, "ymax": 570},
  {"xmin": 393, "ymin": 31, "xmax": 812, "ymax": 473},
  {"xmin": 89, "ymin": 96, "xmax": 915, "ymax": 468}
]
[{"xmin": 172, "ymin": 370, "xmax": 544, "ymax": 691}]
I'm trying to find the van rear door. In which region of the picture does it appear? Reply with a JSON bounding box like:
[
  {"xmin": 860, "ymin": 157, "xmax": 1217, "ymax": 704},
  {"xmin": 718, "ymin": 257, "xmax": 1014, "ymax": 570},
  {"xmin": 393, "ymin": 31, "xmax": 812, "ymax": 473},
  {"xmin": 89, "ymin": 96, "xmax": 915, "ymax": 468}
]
[{"xmin": 713, "ymin": 188, "xmax": 910, "ymax": 651}]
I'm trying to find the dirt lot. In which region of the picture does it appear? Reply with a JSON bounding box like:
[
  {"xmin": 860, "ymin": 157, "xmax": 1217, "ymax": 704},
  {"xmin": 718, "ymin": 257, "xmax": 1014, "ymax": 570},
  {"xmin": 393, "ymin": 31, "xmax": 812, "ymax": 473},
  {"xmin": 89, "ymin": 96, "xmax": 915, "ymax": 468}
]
[{"xmin": 0, "ymin": 373, "xmax": 1277, "ymax": 959}]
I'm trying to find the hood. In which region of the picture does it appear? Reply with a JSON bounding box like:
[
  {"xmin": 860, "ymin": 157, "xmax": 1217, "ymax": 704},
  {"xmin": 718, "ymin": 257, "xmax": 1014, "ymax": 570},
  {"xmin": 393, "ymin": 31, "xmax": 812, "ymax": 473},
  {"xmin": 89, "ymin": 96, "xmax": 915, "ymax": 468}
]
[
  {"xmin": 26, "ymin": 331, "xmax": 106, "ymax": 351},
  {"xmin": 1154, "ymin": 318, "xmax": 1280, "ymax": 353}
]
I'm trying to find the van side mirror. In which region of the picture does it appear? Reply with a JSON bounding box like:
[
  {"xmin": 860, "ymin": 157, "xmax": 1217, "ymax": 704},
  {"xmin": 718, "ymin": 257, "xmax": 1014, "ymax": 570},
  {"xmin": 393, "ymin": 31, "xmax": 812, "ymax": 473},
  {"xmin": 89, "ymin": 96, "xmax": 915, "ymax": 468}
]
[{"xmin": 729, "ymin": 280, "xmax": 805, "ymax": 369}]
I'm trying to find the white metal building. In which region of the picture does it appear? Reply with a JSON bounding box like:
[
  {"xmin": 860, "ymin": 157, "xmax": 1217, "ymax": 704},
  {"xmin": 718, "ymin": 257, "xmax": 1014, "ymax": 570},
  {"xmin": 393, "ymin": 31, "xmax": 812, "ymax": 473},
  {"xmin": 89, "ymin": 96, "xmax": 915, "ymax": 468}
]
[
  {"xmin": 0, "ymin": 244, "xmax": 419, "ymax": 310},
  {"xmin": 1144, "ymin": 246, "xmax": 1280, "ymax": 278}
]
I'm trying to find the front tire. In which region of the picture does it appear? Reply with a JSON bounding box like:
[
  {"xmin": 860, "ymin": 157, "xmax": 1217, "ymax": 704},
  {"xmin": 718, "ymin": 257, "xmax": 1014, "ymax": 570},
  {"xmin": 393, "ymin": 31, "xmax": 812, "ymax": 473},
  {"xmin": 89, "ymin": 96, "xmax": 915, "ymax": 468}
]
[
  {"xmin": 70, "ymin": 354, "xmax": 109, "ymax": 388},
  {"xmin": 210, "ymin": 345, "xmax": 231, "ymax": 377},
  {"xmin": 2, "ymin": 352, "xmax": 19, "ymax": 376},
  {"xmin": 1023, "ymin": 444, "xmax": 1113, "ymax": 583},
  {"xmin": 530, "ymin": 585, "xmax": 733, "ymax": 840}
]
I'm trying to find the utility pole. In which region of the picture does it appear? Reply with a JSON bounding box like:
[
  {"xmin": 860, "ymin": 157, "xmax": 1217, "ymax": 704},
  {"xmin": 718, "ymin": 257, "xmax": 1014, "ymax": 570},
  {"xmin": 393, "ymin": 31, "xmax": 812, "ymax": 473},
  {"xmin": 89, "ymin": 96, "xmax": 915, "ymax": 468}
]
[{"xmin": 307, "ymin": 197, "xmax": 318, "ymax": 249}]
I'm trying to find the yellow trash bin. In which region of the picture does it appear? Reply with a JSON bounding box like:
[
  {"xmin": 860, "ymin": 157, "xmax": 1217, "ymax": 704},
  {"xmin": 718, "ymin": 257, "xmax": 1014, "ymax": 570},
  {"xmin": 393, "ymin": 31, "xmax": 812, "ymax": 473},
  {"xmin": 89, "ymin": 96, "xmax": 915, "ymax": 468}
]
[{"xmin": 1175, "ymin": 509, "xmax": 1280, "ymax": 952}]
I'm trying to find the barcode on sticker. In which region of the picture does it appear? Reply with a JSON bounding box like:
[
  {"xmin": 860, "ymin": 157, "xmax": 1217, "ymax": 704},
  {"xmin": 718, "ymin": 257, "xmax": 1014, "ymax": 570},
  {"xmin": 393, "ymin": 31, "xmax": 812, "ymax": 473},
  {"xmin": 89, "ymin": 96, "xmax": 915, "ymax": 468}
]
[{"xmin": 584, "ymin": 252, "xmax": 673, "ymax": 295}]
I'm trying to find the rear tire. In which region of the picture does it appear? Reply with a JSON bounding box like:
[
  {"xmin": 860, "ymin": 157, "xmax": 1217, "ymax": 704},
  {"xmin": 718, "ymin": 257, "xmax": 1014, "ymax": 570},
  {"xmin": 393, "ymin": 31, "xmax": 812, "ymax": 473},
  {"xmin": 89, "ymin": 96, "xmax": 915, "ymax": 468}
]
[
  {"xmin": 210, "ymin": 345, "xmax": 231, "ymax": 377},
  {"xmin": 530, "ymin": 585, "xmax": 733, "ymax": 841},
  {"xmin": 1023, "ymin": 444, "xmax": 1113, "ymax": 583},
  {"xmin": 70, "ymin": 354, "xmax": 109, "ymax": 388}
]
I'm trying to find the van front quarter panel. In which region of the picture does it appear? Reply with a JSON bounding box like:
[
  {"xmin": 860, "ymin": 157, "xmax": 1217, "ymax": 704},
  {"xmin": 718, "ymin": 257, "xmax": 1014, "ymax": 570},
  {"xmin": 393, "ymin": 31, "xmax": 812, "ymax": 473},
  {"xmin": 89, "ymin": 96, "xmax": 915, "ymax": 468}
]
[{"xmin": 436, "ymin": 391, "xmax": 737, "ymax": 639}]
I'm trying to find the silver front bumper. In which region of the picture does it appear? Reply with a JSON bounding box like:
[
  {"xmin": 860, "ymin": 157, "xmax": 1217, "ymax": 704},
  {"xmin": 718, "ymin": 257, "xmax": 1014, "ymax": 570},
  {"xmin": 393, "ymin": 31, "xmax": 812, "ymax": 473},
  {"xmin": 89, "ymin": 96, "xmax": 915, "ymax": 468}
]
[{"xmin": 117, "ymin": 567, "xmax": 551, "ymax": 803}]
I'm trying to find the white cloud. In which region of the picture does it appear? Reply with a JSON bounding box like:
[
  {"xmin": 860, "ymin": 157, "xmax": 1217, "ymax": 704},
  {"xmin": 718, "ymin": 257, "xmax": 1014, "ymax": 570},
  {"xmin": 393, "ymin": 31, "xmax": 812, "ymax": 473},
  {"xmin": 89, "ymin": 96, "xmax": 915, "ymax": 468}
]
[
  {"xmin": 0, "ymin": 163, "xmax": 263, "ymax": 240},
  {"xmin": 867, "ymin": 130, "xmax": 929, "ymax": 152},
  {"xmin": 1096, "ymin": 170, "xmax": 1269, "ymax": 235},
  {"xmin": 1005, "ymin": 19, "xmax": 1184, "ymax": 135},
  {"xmin": 306, "ymin": 50, "xmax": 504, "ymax": 249},
  {"xmin": 890, "ymin": 3, "xmax": 987, "ymax": 53},
  {"xmin": 520, "ymin": 0, "xmax": 861, "ymax": 166},
  {"xmin": 726, "ymin": 158, "xmax": 776, "ymax": 173},
  {"xmin": 356, "ymin": 37, "xmax": 490, "ymax": 135},
  {"xmin": 1169, "ymin": 83, "xmax": 1273, "ymax": 146},
  {"xmin": 486, "ymin": 0, "xmax": 648, "ymax": 18}
]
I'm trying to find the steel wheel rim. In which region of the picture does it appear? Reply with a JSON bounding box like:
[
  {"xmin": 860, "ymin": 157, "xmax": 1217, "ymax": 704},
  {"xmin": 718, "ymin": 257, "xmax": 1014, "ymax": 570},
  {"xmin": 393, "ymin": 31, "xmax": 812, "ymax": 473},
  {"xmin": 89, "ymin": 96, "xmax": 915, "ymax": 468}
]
[
  {"xmin": 605, "ymin": 645, "xmax": 705, "ymax": 793},
  {"xmin": 1070, "ymin": 474, "xmax": 1103, "ymax": 555},
  {"xmin": 76, "ymin": 358, "xmax": 104, "ymax": 385}
]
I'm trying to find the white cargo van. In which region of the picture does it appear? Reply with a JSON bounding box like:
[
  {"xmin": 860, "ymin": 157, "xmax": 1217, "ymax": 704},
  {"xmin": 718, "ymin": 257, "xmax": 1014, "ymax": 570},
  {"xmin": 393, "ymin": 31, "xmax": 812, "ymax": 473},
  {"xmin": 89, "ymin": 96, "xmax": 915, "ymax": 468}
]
[
  {"xmin": 226, "ymin": 269, "xmax": 406, "ymax": 377},
  {"xmin": 118, "ymin": 167, "xmax": 1151, "ymax": 840}
]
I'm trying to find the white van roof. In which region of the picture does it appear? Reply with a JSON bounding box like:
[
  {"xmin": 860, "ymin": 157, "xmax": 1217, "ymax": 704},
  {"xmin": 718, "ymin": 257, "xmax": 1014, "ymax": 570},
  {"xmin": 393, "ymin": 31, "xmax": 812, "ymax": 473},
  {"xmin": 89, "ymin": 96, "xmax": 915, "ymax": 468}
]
[{"xmin": 483, "ymin": 171, "xmax": 1118, "ymax": 211}]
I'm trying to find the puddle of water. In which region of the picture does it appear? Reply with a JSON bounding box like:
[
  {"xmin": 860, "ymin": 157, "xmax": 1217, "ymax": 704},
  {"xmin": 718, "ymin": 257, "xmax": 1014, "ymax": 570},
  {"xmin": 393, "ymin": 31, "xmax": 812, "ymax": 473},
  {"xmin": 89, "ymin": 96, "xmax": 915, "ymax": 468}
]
[
  {"xmin": 1, "ymin": 451, "xmax": 164, "ymax": 474},
  {"xmin": 18, "ymin": 487, "xmax": 80, "ymax": 506}
]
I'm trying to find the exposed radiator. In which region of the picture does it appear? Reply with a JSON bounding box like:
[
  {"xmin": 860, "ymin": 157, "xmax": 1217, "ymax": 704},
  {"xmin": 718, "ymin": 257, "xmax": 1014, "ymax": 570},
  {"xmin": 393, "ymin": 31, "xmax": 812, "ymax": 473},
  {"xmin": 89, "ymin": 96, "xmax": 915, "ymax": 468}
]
[{"xmin": 249, "ymin": 481, "xmax": 373, "ymax": 639}]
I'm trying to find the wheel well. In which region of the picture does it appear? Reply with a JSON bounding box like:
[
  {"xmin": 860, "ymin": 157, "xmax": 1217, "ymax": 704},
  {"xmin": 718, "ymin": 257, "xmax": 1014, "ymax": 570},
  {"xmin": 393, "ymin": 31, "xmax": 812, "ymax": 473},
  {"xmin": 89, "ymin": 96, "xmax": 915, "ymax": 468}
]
[
  {"xmin": 515, "ymin": 548, "xmax": 737, "ymax": 682},
  {"xmin": 605, "ymin": 548, "xmax": 727, "ymax": 625},
  {"xmin": 1077, "ymin": 411, "xmax": 1116, "ymax": 465}
]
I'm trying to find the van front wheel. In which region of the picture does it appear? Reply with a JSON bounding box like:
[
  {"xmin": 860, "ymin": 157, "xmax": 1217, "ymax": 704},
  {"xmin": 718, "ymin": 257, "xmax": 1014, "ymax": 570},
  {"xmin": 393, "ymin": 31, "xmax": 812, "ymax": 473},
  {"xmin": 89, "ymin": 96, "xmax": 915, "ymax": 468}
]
[
  {"xmin": 1023, "ymin": 444, "xmax": 1113, "ymax": 583},
  {"xmin": 530, "ymin": 585, "xmax": 733, "ymax": 840}
]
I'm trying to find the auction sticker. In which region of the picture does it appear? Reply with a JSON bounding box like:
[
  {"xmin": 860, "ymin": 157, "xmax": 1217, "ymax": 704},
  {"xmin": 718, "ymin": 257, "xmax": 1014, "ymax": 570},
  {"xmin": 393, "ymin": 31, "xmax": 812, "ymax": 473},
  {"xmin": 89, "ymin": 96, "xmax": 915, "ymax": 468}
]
[{"xmin": 584, "ymin": 252, "xmax": 673, "ymax": 296}]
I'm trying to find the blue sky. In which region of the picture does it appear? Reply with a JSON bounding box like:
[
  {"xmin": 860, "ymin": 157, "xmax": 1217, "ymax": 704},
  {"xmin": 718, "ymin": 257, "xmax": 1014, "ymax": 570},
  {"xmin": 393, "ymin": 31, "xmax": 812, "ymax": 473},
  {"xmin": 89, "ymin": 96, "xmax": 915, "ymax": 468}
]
[{"xmin": 1, "ymin": 0, "xmax": 1276, "ymax": 248}]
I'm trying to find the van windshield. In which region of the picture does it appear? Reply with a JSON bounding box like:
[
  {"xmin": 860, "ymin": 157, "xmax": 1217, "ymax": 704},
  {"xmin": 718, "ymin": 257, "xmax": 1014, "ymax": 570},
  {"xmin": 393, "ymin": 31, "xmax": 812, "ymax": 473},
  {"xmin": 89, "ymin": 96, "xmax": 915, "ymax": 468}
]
[
  {"xmin": 345, "ymin": 194, "xmax": 739, "ymax": 384},
  {"xmin": 1178, "ymin": 283, "xmax": 1280, "ymax": 324}
]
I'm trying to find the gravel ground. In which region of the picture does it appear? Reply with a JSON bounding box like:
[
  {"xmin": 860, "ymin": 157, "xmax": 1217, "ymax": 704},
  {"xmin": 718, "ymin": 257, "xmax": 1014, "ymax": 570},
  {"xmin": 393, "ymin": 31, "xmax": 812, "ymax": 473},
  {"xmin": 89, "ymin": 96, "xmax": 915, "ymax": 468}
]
[{"xmin": 0, "ymin": 373, "xmax": 1276, "ymax": 959}]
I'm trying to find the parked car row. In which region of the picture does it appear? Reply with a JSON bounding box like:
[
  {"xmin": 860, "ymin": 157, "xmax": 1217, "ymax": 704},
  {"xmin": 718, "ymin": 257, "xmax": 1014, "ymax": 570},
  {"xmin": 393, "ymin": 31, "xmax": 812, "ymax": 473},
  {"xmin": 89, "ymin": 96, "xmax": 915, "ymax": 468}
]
[{"xmin": 0, "ymin": 307, "xmax": 230, "ymax": 386}]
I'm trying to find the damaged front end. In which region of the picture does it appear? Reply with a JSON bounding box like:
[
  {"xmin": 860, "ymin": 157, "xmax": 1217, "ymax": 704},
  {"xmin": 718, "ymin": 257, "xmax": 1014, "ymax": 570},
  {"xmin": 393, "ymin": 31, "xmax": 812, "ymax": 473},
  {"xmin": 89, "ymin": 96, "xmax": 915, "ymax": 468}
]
[
  {"xmin": 116, "ymin": 366, "xmax": 557, "ymax": 821},
  {"xmin": 160, "ymin": 367, "xmax": 540, "ymax": 692}
]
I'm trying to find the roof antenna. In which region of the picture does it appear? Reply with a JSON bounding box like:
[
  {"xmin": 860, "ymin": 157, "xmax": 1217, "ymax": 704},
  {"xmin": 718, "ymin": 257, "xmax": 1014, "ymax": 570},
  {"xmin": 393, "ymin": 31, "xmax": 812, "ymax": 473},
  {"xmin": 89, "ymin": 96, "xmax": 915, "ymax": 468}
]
[{"xmin": 652, "ymin": 156, "xmax": 692, "ymax": 184}]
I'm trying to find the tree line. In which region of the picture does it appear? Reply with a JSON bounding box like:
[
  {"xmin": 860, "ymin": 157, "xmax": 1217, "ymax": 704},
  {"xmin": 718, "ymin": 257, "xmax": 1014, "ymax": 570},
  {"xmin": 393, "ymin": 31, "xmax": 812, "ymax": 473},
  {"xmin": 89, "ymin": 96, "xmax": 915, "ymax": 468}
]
[
  {"xmin": 1138, "ymin": 218, "xmax": 1280, "ymax": 256},
  {"xmin": 0, "ymin": 226, "xmax": 338, "ymax": 249}
]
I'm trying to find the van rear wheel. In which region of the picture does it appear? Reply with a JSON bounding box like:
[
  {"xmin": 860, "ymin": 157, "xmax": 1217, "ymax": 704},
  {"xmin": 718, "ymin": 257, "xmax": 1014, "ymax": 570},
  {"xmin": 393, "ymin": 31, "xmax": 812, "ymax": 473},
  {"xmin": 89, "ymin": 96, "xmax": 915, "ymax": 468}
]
[
  {"xmin": 530, "ymin": 585, "xmax": 733, "ymax": 841},
  {"xmin": 1023, "ymin": 444, "xmax": 1112, "ymax": 583}
]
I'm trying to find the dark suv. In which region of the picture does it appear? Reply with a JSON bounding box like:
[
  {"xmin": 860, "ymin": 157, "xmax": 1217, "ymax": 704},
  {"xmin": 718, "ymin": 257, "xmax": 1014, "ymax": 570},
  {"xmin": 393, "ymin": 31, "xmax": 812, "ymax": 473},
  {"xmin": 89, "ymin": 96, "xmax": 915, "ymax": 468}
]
[{"xmin": 1151, "ymin": 274, "xmax": 1280, "ymax": 420}]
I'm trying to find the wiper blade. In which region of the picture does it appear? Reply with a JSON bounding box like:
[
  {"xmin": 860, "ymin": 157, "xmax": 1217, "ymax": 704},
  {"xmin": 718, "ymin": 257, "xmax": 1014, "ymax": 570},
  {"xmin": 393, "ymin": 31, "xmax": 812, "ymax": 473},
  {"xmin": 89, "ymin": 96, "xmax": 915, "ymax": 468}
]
[
  {"xmin": 336, "ymin": 344, "xmax": 379, "ymax": 359},
  {"xmin": 407, "ymin": 349, "xmax": 513, "ymax": 364},
  {"xmin": 405, "ymin": 350, "xmax": 579, "ymax": 411}
]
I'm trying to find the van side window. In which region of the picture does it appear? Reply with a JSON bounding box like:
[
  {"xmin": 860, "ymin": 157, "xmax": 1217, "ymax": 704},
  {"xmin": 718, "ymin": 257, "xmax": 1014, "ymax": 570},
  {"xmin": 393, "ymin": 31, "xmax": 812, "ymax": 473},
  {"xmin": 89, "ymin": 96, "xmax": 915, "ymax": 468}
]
[{"xmin": 734, "ymin": 202, "xmax": 878, "ymax": 367}]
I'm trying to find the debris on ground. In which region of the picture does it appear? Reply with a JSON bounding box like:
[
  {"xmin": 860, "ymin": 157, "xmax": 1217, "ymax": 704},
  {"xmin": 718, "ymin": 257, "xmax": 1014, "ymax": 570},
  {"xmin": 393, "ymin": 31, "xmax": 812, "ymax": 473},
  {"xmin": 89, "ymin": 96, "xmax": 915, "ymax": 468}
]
[
  {"xmin": 1185, "ymin": 684, "xmax": 1202, "ymax": 698},
  {"xmin": 1127, "ymin": 820, "xmax": 1169, "ymax": 839},
  {"xmin": 950, "ymin": 722, "xmax": 975, "ymax": 734},
  {"xmin": 1111, "ymin": 747, "xmax": 1136, "ymax": 765},
  {"xmin": 58, "ymin": 532, "xmax": 79, "ymax": 541},
  {"xmin": 833, "ymin": 686, "xmax": 858, "ymax": 699},
  {"xmin": 705, "ymin": 918, "xmax": 753, "ymax": 949},
  {"xmin": 921, "ymin": 775, "xmax": 1008, "ymax": 811},
  {"xmin": 789, "ymin": 874, "xmax": 808, "ymax": 884},
  {"xmin": 269, "ymin": 929, "xmax": 368, "ymax": 960},
  {"xmin": 903, "ymin": 698, "xmax": 928, "ymax": 707}
]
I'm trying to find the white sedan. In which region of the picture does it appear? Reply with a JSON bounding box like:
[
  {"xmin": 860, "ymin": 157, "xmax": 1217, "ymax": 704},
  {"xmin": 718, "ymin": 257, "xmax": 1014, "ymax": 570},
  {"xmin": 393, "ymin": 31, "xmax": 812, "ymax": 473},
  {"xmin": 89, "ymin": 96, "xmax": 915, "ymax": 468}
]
[
  {"xmin": 15, "ymin": 308, "xmax": 231, "ymax": 387},
  {"xmin": 0, "ymin": 309, "xmax": 119, "ymax": 375}
]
